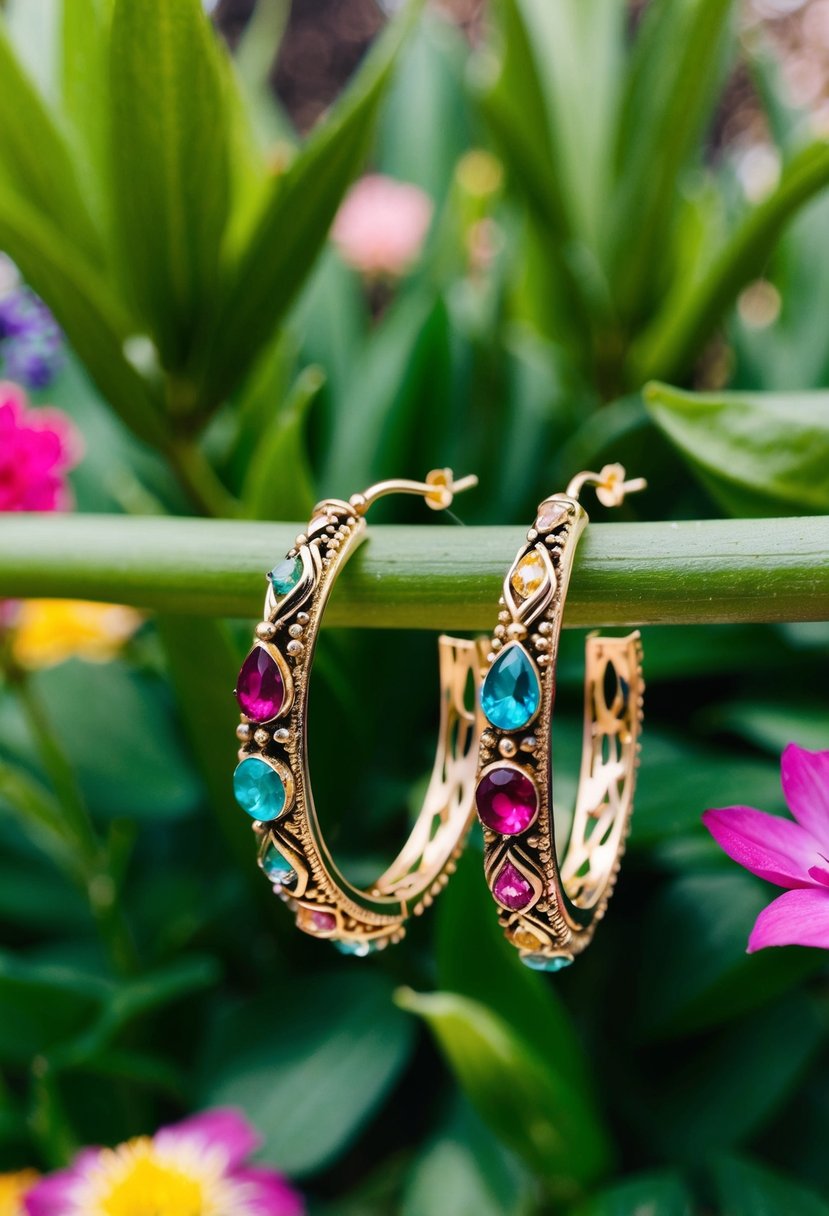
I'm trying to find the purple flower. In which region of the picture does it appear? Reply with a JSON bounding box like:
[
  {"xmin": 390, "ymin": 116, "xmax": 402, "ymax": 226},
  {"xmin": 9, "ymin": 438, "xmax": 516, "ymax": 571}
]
[
  {"xmin": 703, "ymin": 743, "xmax": 829, "ymax": 952},
  {"xmin": 0, "ymin": 288, "xmax": 64, "ymax": 391},
  {"xmin": 24, "ymin": 1109, "xmax": 304, "ymax": 1216}
]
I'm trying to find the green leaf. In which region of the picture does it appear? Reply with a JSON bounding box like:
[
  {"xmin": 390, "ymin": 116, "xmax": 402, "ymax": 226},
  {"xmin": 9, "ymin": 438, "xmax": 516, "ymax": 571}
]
[
  {"xmin": 571, "ymin": 1172, "xmax": 693, "ymax": 1216},
  {"xmin": 61, "ymin": 0, "xmax": 113, "ymax": 228},
  {"xmin": 653, "ymin": 994, "xmax": 826, "ymax": 1159},
  {"xmin": 0, "ymin": 762, "xmax": 79, "ymax": 875},
  {"xmin": 403, "ymin": 1101, "xmax": 532, "ymax": 1216},
  {"xmin": 645, "ymin": 383, "xmax": 829, "ymax": 516},
  {"xmin": 202, "ymin": 970, "xmax": 415, "ymax": 1175},
  {"xmin": 0, "ymin": 185, "xmax": 168, "ymax": 449},
  {"xmin": 634, "ymin": 141, "xmax": 829, "ymax": 383},
  {"xmin": 109, "ymin": 0, "xmax": 231, "ymax": 371},
  {"xmin": 611, "ymin": 0, "xmax": 735, "ymax": 319},
  {"xmin": 704, "ymin": 698, "xmax": 829, "ymax": 755},
  {"xmin": 636, "ymin": 872, "xmax": 825, "ymax": 1038},
  {"xmin": 198, "ymin": 0, "xmax": 424, "ymax": 411},
  {"xmin": 0, "ymin": 16, "xmax": 100, "ymax": 261},
  {"xmin": 397, "ymin": 987, "xmax": 610, "ymax": 1200},
  {"xmin": 0, "ymin": 952, "xmax": 105, "ymax": 1065},
  {"xmin": 240, "ymin": 365, "xmax": 322, "ymax": 520},
  {"xmin": 707, "ymin": 1156, "xmax": 829, "ymax": 1216}
]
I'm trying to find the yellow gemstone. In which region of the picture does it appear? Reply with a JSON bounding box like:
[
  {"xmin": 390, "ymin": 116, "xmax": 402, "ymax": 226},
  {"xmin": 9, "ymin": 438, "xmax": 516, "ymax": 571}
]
[
  {"xmin": 510, "ymin": 552, "xmax": 546, "ymax": 599},
  {"xmin": 511, "ymin": 927, "xmax": 545, "ymax": 951}
]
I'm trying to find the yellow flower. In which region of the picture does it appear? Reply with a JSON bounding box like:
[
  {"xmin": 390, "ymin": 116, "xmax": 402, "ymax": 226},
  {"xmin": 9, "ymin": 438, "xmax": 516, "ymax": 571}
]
[
  {"xmin": 0, "ymin": 1170, "xmax": 38, "ymax": 1216},
  {"xmin": 11, "ymin": 600, "xmax": 142, "ymax": 670}
]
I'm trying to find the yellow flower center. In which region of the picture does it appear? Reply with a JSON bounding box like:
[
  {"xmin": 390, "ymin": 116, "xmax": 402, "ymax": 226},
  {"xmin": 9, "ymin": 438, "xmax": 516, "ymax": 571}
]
[
  {"xmin": 75, "ymin": 1138, "xmax": 242, "ymax": 1216},
  {"xmin": 0, "ymin": 1170, "xmax": 38, "ymax": 1216}
]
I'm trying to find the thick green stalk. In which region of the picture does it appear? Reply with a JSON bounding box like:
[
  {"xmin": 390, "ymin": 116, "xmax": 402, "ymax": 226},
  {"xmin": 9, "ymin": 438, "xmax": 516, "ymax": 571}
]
[{"xmin": 0, "ymin": 515, "xmax": 827, "ymax": 627}]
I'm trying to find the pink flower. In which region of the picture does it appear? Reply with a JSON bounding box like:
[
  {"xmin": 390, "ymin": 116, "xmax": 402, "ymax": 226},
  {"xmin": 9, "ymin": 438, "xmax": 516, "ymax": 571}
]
[
  {"xmin": 25, "ymin": 1109, "xmax": 304, "ymax": 1216},
  {"xmin": 332, "ymin": 174, "xmax": 433, "ymax": 279},
  {"xmin": 703, "ymin": 743, "xmax": 829, "ymax": 952},
  {"xmin": 0, "ymin": 382, "xmax": 81, "ymax": 512}
]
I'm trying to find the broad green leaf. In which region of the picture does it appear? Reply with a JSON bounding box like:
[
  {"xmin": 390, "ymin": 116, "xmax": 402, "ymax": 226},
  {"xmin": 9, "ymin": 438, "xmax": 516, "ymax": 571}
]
[
  {"xmin": 61, "ymin": 0, "xmax": 112, "ymax": 229},
  {"xmin": 611, "ymin": 0, "xmax": 735, "ymax": 319},
  {"xmin": 156, "ymin": 616, "xmax": 253, "ymax": 874},
  {"xmin": 571, "ymin": 1172, "xmax": 693, "ymax": 1216},
  {"xmin": 704, "ymin": 699, "xmax": 829, "ymax": 756},
  {"xmin": 241, "ymin": 365, "xmax": 322, "ymax": 521},
  {"xmin": 0, "ymin": 952, "xmax": 106, "ymax": 1065},
  {"xmin": 645, "ymin": 383, "xmax": 829, "ymax": 516},
  {"xmin": 0, "ymin": 185, "xmax": 168, "ymax": 449},
  {"xmin": 198, "ymin": 0, "xmax": 424, "ymax": 412},
  {"xmin": 203, "ymin": 970, "xmax": 415, "ymax": 1175},
  {"xmin": 403, "ymin": 1101, "xmax": 532, "ymax": 1216},
  {"xmin": 397, "ymin": 988, "xmax": 611, "ymax": 1199},
  {"xmin": 0, "ymin": 16, "xmax": 99, "ymax": 261},
  {"xmin": 653, "ymin": 994, "xmax": 826, "ymax": 1159},
  {"xmin": 634, "ymin": 141, "xmax": 829, "ymax": 383},
  {"xmin": 232, "ymin": 0, "xmax": 293, "ymax": 149},
  {"xmin": 0, "ymin": 661, "xmax": 202, "ymax": 823},
  {"xmin": 109, "ymin": 0, "xmax": 231, "ymax": 371},
  {"xmin": 636, "ymin": 872, "xmax": 825, "ymax": 1038},
  {"xmin": 708, "ymin": 1156, "xmax": 829, "ymax": 1216}
]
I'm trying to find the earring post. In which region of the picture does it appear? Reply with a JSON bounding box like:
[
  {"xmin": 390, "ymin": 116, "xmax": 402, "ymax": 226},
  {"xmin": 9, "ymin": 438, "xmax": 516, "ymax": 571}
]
[{"xmin": 353, "ymin": 469, "xmax": 478, "ymax": 515}]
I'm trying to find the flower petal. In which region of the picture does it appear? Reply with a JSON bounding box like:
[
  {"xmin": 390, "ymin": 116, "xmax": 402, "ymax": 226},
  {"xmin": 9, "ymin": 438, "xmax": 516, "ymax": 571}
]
[
  {"xmin": 702, "ymin": 805, "xmax": 823, "ymax": 888},
  {"xmin": 154, "ymin": 1108, "xmax": 260, "ymax": 1170},
  {"xmin": 23, "ymin": 1169, "xmax": 78, "ymax": 1216},
  {"xmin": 748, "ymin": 886, "xmax": 829, "ymax": 952},
  {"xmin": 233, "ymin": 1167, "xmax": 305, "ymax": 1216},
  {"xmin": 781, "ymin": 743, "xmax": 829, "ymax": 843}
]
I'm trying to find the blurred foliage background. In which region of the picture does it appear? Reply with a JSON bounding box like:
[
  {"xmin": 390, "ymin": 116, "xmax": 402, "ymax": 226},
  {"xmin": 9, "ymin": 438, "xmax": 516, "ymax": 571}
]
[{"xmin": 1, "ymin": 0, "xmax": 829, "ymax": 1211}]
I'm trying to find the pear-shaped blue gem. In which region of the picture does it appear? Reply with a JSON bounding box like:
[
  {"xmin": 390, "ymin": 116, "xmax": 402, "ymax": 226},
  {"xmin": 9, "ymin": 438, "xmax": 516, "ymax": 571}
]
[
  {"xmin": 481, "ymin": 643, "xmax": 540, "ymax": 731},
  {"xmin": 261, "ymin": 843, "xmax": 295, "ymax": 885},
  {"xmin": 234, "ymin": 757, "xmax": 286, "ymax": 821}
]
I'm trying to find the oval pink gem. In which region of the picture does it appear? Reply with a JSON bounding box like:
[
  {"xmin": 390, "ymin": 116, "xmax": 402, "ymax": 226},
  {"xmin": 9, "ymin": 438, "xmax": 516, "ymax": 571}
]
[
  {"xmin": 476, "ymin": 767, "xmax": 538, "ymax": 835},
  {"xmin": 235, "ymin": 647, "xmax": 284, "ymax": 722},
  {"xmin": 493, "ymin": 861, "xmax": 534, "ymax": 910}
]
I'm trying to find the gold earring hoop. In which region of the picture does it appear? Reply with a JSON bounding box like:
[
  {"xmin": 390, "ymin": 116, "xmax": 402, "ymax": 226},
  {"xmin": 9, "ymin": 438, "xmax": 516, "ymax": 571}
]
[
  {"xmin": 475, "ymin": 464, "xmax": 646, "ymax": 971},
  {"xmin": 232, "ymin": 469, "xmax": 484, "ymax": 955}
]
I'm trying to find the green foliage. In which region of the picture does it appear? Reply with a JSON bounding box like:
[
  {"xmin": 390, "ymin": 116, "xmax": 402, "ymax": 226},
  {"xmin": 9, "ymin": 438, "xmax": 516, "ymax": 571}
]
[{"xmin": 1, "ymin": 0, "xmax": 829, "ymax": 1211}]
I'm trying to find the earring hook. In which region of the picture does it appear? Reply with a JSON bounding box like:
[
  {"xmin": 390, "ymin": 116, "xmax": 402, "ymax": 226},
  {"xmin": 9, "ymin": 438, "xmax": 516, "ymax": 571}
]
[
  {"xmin": 566, "ymin": 463, "xmax": 647, "ymax": 508},
  {"xmin": 351, "ymin": 468, "xmax": 478, "ymax": 515}
]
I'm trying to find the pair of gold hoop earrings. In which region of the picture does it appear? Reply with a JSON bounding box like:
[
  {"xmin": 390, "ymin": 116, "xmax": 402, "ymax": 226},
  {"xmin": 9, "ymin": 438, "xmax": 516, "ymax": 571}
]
[{"xmin": 232, "ymin": 465, "xmax": 645, "ymax": 972}]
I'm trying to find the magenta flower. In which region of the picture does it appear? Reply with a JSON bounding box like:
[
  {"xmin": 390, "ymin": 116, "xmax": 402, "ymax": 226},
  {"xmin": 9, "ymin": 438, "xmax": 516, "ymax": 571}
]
[
  {"xmin": 25, "ymin": 1109, "xmax": 304, "ymax": 1216},
  {"xmin": 703, "ymin": 743, "xmax": 829, "ymax": 952},
  {"xmin": 0, "ymin": 382, "xmax": 81, "ymax": 512},
  {"xmin": 332, "ymin": 174, "xmax": 433, "ymax": 279}
]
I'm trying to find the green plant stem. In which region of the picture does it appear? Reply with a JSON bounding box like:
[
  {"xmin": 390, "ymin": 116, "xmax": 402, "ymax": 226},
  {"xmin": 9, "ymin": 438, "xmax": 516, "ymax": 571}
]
[
  {"xmin": 6, "ymin": 665, "xmax": 139, "ymax": 976},
  {"xmin": 0, "ymin": 515, "xmax": 827, "ymax": 627},
  {"xmin": 165, "ymin": 439, "xmax": 240, "ymax": 519}
]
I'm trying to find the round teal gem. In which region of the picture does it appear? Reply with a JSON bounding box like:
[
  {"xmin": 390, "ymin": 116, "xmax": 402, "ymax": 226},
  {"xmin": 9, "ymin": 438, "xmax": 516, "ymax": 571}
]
[
  {"xmin": 521, "ymin": 953, "xmax": 573, "ymax": 973},
  {"xmin": 261, "ymin": 843, "xmax": 295, "ymax": 885},
  {"xmin": 268, "ymin": 555, "xmax": 303, "ymax": 596},
  {"xmin": 334, "ymin": 939, "xmax": 375, "ymax": 957},
  {"xmin": 233, "ymin": 757, "xmax": 286, "ymax": 822},
  {"xmin": 481, "ymin": 643, "xmax": 541, "ymax": 731}
]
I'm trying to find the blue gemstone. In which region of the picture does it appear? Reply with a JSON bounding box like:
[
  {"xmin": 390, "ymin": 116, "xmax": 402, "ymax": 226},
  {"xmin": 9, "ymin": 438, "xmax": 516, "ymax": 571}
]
[
  {"xmin": 268, "ymin": 555, "xmax": 303, "ymax": 596},
  {"xmin": 233, "ymin": 757, "xmax": 286, "ymax": 821},
  {"xmin": 481, "ymin": 643, "xmax": 541, "ymax": 731},
  {"xmin": 521, "ymin": 953, "xmax": 573, "ymax": 973},
  {"xmin": 261, "ymin": 843, "xmax": 295, "ymax": 885}
]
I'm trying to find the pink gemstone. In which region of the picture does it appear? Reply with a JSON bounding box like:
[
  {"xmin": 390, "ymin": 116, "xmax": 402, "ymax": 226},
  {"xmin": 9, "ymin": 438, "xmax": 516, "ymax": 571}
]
[
  {"xmin": 493, "ymin": 861, "xmax": 534, "ymax": 910},
  {"xmin": 536, "ymin": 502, "xmax": 567, "ymax": 532},
  {"xmin": 309, "ymin": 909, "xmax": 336, "ymax": 933},
  {"xmin": 476, "ymin": 767, "xmax": 538, "ymax": 835},
  {"xmin": 235, "ymin": 647, "xmax": 284, "ymax": 722}
]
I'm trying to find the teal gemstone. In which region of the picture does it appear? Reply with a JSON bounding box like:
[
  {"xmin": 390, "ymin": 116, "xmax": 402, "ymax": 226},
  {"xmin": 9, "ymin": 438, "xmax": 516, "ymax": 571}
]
[
  {"xmin": 233, "ymin": 757, "xmax": 286, "ymax": 822},
  {"xmin": 334, "ymin": 940, "xmax": 375, "ymax": 958},
  {"xmin": 261, "ymin": 844, "xmax": 295, "ymax": 885},
  {"xmin": 521, "ymin": 953, "xmax": 573, "ymax": 973},
  {"xmin": 481, "ymin": 643, "xmax": 541, "ymax": 731},
  {"xmin": 268, "ymin": 555, "xmax": 303, "ymax": 596}
]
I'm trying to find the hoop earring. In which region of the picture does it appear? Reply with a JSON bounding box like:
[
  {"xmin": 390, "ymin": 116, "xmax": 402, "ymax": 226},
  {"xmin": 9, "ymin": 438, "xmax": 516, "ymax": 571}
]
[
  {"xmin": 475, "ymin": 464, "xmax": 646, "ymax": 971},
  {"xmin": 233, "ymin": 469, "xmax": 483, "ymax": 955}
]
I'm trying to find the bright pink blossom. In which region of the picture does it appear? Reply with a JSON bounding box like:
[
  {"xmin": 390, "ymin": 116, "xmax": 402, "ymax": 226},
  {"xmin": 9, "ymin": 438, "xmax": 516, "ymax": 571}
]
[
  {"xmin": 703, "ymin": 743, "xmax": 829, "ymax": 952},
  {"xmin": 25, "ymin": 1108, "xmax": 304, "ymax": 1216},
  {"xmin": 0, "ymin": 382, "xmax": 81, "ymax": 512},
  {"xmin": 332, "ymin": 174, "xmax": 433, "ymax": 279}
]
